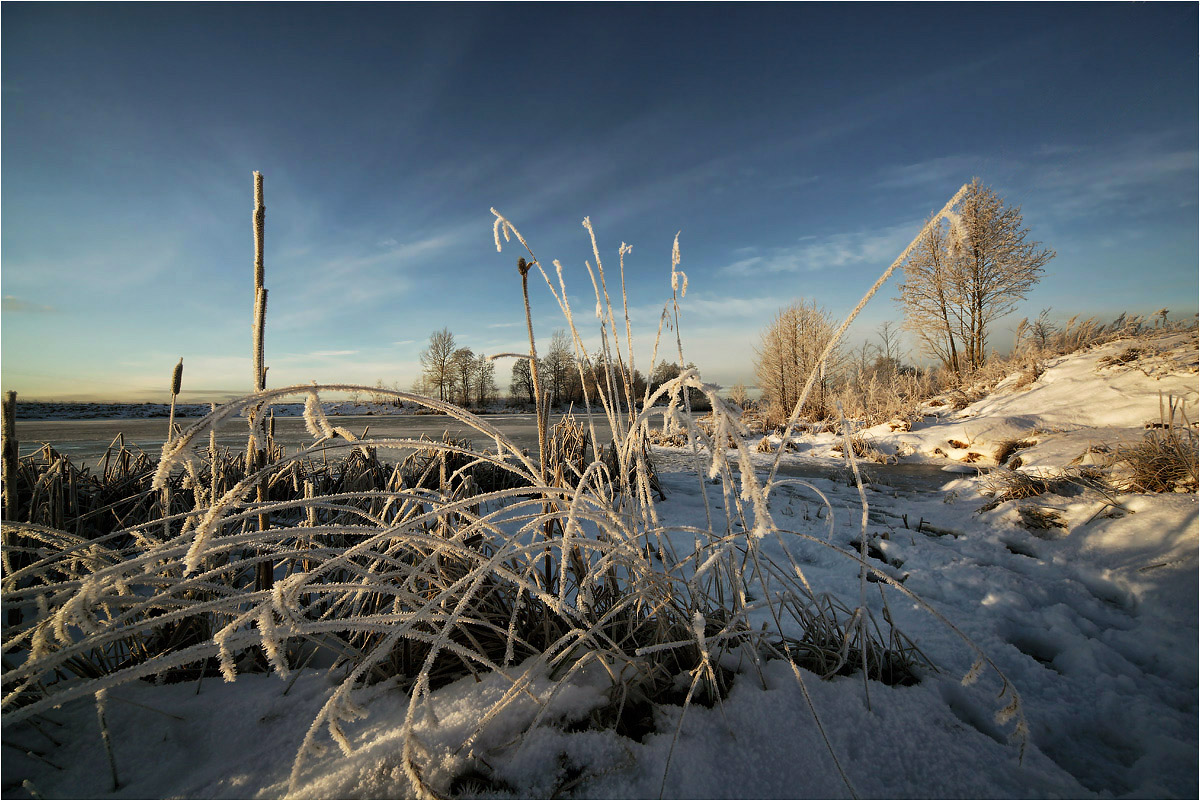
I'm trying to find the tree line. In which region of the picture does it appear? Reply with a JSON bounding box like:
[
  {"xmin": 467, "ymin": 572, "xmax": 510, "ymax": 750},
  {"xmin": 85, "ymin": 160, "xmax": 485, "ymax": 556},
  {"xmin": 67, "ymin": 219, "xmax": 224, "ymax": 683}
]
[
  {"xmin": 413, "ymin": 328, "xmax": 498, "ymax": 407},
  {"xmin": 416, "ymin": 327, "xmax": 699, "ymax": 410}
]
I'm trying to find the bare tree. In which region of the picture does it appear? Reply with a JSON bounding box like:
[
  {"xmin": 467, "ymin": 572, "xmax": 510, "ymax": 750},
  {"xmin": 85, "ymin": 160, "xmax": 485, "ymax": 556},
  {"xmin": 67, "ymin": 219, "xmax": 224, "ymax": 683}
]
[
  {"xmin": 419, "ymin": 328, "xmax": 456, "ymax": 402},
  {"xmin": 897, "ymin": 214, "xmax": 963, "ymax": 375},
  {"xmin": 510, "ymin": 358, "xmax": 536, "ymax": 405},
  {"xmin": 876, "ymin": 321, "xmax": 903, "ymax": 364},
  {"xmin": 1028, "ymin": 308, "xmax": 1058, "ymax": 353},
  {"xmin": 543, "ymin": 329, "xmax": 573, "ymax": 407},
  {"xmin": 473, "ymin": 353, "xmax": 496, "ymax": 407},
  {"xmin": 450, "ymin": 347, "xmax": 476, "ymax": 406},
  {"xmin": 955, "ymin": 179, "xmax": 1054, "ymax": 369},
  {"xmin": 729, "ymin": 382, "xmax": 749, "ymax": 409},
  {"xmin": 753, "ymin": 300, "xmax": 840, "ymax": 425},
  {"xmin": 900, "ymin": 179, "xmax": 1054, "ymax": 376}
]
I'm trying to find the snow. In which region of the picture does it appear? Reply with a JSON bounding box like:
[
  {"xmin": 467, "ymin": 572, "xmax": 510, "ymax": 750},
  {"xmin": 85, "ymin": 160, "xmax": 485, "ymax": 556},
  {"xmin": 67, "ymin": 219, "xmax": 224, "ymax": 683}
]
[{"xmin": 4, "ymin": 331, "xmax": 1197, "ymax": 799}]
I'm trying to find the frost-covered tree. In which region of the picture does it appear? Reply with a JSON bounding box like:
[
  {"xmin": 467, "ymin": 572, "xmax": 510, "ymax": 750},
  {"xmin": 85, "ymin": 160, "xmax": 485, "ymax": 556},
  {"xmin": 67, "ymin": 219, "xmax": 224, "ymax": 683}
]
[
  {"xmin": 419, "ymin": 328, "xmax": 456, "ymax": 402},
  {"xmin": 954, "ymin": 179, "xmax": 1054, "ymax": 368},
  {"xmin": 897, "ymin": 215, "xmax": 963, "ymax": 375},
  {"xmin": 729, "ymin": 382, "xmax": 749, "ymax": 409},
  {"xmin": 753, "ymin": 300, "xmax": 840, "ymax": 425},
  {"xmin": 899, "ymin": 179, "xmax": 1054, "ymax": 375}
]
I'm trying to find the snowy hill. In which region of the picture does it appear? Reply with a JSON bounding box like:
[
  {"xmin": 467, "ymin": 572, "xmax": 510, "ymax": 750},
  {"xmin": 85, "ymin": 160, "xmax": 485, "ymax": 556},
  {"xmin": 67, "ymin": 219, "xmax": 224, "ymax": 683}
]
[{"xmin": 788, "ymin": 329, "xmax": 1199, "ymax": 475}]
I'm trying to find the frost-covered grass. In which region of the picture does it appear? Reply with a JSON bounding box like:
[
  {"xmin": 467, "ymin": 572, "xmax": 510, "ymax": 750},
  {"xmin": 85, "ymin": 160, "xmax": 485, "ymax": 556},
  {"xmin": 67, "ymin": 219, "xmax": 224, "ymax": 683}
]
[{"xmin": 2, "ymin": 195, "xmax": 1049, "ymax": 799}]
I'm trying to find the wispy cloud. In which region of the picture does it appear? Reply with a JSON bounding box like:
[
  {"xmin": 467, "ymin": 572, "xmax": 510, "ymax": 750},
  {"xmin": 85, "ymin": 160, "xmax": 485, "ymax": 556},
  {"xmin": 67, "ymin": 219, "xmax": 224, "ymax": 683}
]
[
  {"xmin": 1030, "ymin": 141, "xmax": 1197, "ymax": 218},
  {"xmin": 269, "ymin": 227, "xmax": 471, "ymax": 331},
  {"xmin": 309, "ymin": 349, "xmax": 359, "ymax": 357},
  {"xmin": 626, "ymin": 293, "xmax": 782, "ymax": 324},
  {"xmin": 721, "ymin": 221, "xmax": 920, "ymax": 276},
  {"xmin": 876, "ymin": 155, "xmax": 983, "ymax": 190},
  {"xmin": 2, "ymin": 295, "xmax": 56, "ymax": 313}
]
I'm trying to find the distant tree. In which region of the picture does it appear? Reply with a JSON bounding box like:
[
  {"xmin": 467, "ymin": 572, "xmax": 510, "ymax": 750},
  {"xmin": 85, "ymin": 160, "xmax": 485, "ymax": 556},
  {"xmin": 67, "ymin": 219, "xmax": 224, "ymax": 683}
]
[
  {"xmin": 410, "ymin": 374, "xmax": 432, "ymax": 398},
  {"xmin": 510, "ymin": 358, "xmax": 536, "ymax": 405},
  {"xmin": 753, "ymin": 300, "xmax": 840, "ymax": 424},
  {"xmin": 899, "ymin": 178, "xmax": 1054, "ymax": 375},
  {"xmin": 650, "ymin": 360, "xmax": 681, "ymax": 396},
  {"xmin": 369, "ymin": 378, "xmax": 389, "ymax": 405},
  {"xmin": 544, "ymin": 329, "xmax": 573, "ymax": 407},
  {"xmin": 419, "ymin": 328, "xmax": 456, "ymax": 402},
  {"xmin": 729, "ymin": 382, "xmax": 749, "ymax": 409},
  {"xmin": 876, "ymin": 321, "xmax": 903, "ymax": 365},
  {"xmin": 450, "ymin": 347, "xmax": 476, "ymax": 406},
  {"xmin": 473, "ymin": 353, "xmax": 496, "ymax": 407},
  {"xmin": 1028, "ymin": 308, "xmax": 1058, "ymax": 352}
]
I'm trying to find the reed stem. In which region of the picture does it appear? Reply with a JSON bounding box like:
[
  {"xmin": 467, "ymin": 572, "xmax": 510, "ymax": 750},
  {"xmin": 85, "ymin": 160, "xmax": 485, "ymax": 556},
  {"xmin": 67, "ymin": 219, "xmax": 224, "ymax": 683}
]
[
  {"xmin": 252, "ymin": 172, "xmax": 267, "ymax": 393},
  {"xmin": 251, "ymin": 171, "xmax": 273, "ymax": 590},
  {"xmin": 2, "ymin": 390, "xmax": 17, "ymax": 521}
]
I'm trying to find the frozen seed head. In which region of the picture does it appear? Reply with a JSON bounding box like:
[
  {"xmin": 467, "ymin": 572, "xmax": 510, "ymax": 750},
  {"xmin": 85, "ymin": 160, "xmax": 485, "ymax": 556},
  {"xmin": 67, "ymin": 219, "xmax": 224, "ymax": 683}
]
[
  {"xmin": 171, "ymin": 358, "xmax": 183, "ymax": 396},
  {"xmin": 995, "ymin": 693, "xmax": 1020, "ymax": 725},
  {"xmin": 491, "ymin": 208, "xmax": 512, "ymax": 252}
]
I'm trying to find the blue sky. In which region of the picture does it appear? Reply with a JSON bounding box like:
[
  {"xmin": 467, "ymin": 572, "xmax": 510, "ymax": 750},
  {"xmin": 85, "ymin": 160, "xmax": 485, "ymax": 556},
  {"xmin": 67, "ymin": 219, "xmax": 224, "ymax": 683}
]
[{"xmin": 2, "ymin": 2, "xmax": 1196, "ymax": 402}]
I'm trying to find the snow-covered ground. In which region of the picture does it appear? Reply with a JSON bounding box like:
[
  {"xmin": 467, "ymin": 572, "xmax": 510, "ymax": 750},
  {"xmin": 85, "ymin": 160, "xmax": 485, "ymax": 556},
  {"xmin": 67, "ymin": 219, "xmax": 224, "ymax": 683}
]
[
  {"xmin": 4, "ymin": 332, "xmax": 1197, "ymax": 798},
  {"xmin": 779, "ymin": 329, "xmax": 1199, "ymax": 476}
]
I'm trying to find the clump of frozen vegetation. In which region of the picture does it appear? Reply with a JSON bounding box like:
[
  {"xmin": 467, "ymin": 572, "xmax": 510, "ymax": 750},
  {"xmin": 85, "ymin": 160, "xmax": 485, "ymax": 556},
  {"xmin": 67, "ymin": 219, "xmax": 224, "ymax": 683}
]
[{"xmin": 3, "ymin": 188, "xmax": 1033, "ymax": 797}]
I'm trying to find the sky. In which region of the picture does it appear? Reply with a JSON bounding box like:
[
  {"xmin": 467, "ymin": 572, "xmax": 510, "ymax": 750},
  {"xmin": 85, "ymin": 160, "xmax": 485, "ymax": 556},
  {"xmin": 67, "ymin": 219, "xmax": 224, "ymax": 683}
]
[{"xmin": 2, "ymin": 2, "xmax": 1197, "ymax": 403}]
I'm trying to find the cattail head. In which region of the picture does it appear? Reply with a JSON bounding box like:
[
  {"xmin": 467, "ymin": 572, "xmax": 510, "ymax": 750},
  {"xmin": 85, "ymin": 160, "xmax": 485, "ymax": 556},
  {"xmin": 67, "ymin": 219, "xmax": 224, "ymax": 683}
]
[{"xmin": 171, "ymin": 358, "xmax": 183, "ymax": 396}]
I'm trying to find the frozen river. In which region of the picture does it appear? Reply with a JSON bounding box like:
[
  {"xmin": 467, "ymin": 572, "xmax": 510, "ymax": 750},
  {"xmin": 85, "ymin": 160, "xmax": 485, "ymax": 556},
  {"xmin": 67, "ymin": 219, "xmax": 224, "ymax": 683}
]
[
  {"xmin": 13, "ymin": 414, "xmax": 614, "ymax": 464},
  {"xmin": 13, "ymin": 414, "xmax": 958, "ymax": 492}
]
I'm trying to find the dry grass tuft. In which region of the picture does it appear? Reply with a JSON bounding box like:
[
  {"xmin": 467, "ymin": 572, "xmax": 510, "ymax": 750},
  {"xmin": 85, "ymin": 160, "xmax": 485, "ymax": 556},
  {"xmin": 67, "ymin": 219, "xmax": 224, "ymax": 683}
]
[
  {"xmin": 994, "ymin": 439, "xmax": 1037, "ymax": 466},
  {"xmin": 1098, "ymin": 347, "xmax": 1142, "ymax": 367},
  {"xmin": 980, "ymin": 467, "xmax": 1109, "ymax": 509},
  {"xmin": 1116, "ymin": 409, "xmax": 1198, "ymax": 493},
  {"xmin": 948, "ymin": 390, "xmax": 983, "ymax": 411},
  {"xmin": 1017, "ymin": 505, "xmax": 1067, "ymax": 532},
  {"xmin": 1011, "ymin": 362, "xmax": 1044, "ymax": 390}
]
